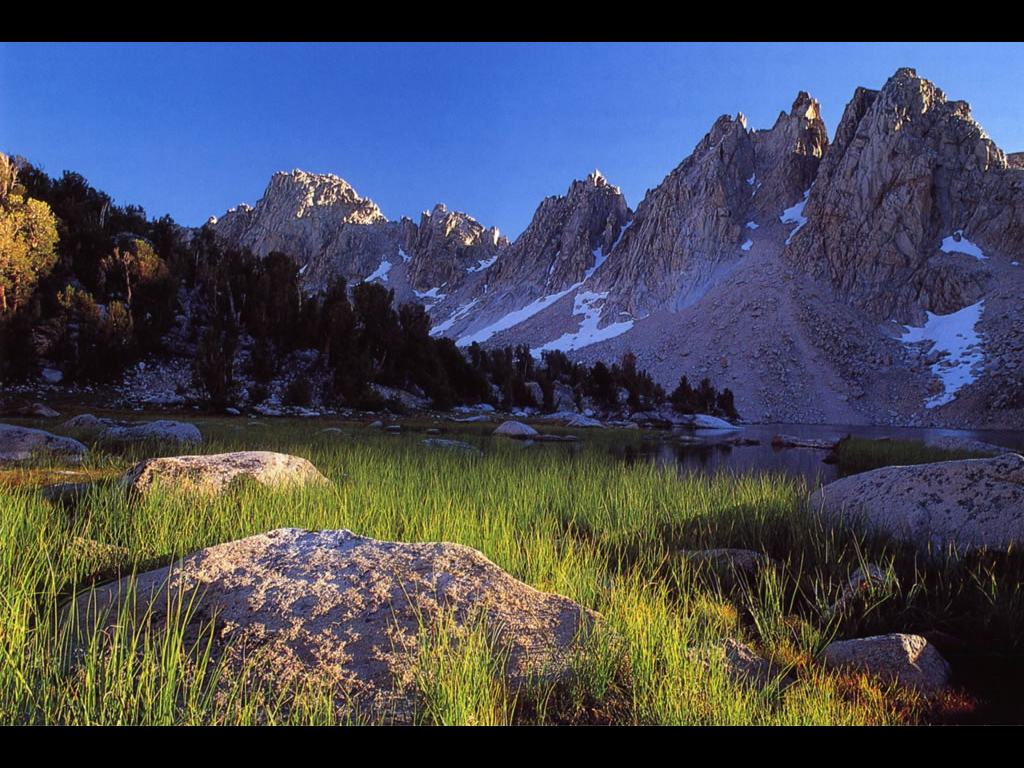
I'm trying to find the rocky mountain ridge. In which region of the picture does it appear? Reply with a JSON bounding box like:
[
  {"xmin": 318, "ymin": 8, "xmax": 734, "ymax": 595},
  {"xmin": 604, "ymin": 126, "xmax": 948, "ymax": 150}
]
[{"xmin": 212, "ymin": 68, "xmax": 1024, "ymax": 429}]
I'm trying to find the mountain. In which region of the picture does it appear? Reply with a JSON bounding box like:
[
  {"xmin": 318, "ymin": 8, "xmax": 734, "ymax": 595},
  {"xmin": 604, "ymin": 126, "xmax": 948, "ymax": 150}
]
[{"xmin": 212, "ymin": 68, "xmax": 1024, "ymax": 429}]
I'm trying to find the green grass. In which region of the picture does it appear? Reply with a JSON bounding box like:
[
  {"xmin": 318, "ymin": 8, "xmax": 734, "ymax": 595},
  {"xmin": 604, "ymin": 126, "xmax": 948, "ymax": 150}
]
[
  {"xmin": 1, "ymin": 417, "xmax": 1019, "ymax": 724},
  {"xmin": 834, "ymin": 437, "xmax": 993, "ymax": 477}
]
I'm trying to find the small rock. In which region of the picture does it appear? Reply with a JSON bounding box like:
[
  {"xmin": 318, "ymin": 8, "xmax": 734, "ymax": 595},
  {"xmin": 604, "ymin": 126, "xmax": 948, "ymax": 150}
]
[
  {"xmin": 15, "ymin": 403, "xmax": 60, "ymax": 418},
  {"xmin": 61, "ymin": 413, "xmax": 108, "ymax": 430},
  {"xmin": 831, "ymin": 564, "xmax": 899, "ymax": 615},
  {"xmin": 678, "ymin": 548, "xmax": 772, "ymax": 577},
  {"xmin": 820, "ymin": 633, "xmax": 951, "ymax": 696},
  {"xmin": 421, "ymin": 439, "xmax": 483, "ymax": 457},
  {"xmin": 493, "ymin": 421, "xmax": 539, "ymax": 438},
  {"xmin": 683, "ymin": 414, "xmax": 741, "ymax": 430},
  {"xmin": 691, "ymin": 638, "xmax": 794, "ymax": 693},
  {"xmin": 40, "ymin": 481, "xmax": 93, "ymax": 506}
]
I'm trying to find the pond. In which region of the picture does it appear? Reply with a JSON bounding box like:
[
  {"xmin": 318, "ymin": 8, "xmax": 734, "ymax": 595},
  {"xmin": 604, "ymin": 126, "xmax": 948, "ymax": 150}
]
[{"xmin": 622, "ymin": 423, "xmax": 1024, "ymax": 488}]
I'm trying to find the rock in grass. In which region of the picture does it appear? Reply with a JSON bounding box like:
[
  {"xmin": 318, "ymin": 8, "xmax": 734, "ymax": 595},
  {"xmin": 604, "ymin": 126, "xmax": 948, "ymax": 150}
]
[
  {"xmin": 100, "ymin": 420, "xmax": 202, "ymax": 445},
  {"xmin": 677, "ymin": 548, "xmax": 773, "ymax": 578},
  {"xmin": 41, "ymin": 481, "xmax": 93, "ymax": 506},
  {"xmin": 690, "ymin": 639, "xmax": 794, "ymax": 693},
  {"xmin": 811, "ymin": 453, "xmax": 1024, "ymax": 553},
  {"xmin": 15, "ymin": 402, "xmax": 60, "ymax": 418},
  {"xmin": 421, "ymin": 438, "xmax": 483, "ymax": 457},
  {"xmin": 0, "ymin": 423, "xmax": 88, "ymax": 461},
  {"xmin": 61, "ymin": 413, "xmax": 110, "ymax": 431},
  {"xmin": 119, "ymin": 451, "xmax": 330, "ymax": 497},
  {"xmin": 493, "ymin": 420, "xmax": 538, "ymax": 437},
  {"xmin": 820, "ymin": 633, "xmax": 951, "ymax": 696},
  {"xmin": 830, "ymin": 564, "xmax": 899, "ymax": 615},
  {"xmin": 67, "ymin": 528, "xmax": 602, "ymax": 722}
]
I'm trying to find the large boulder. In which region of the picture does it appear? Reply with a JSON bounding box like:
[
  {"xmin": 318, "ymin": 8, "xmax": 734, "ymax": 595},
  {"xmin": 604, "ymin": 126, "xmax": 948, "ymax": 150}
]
[
  {"xmin": 811, "ymin": 453, "xmax": 1024, "ymax": 553},
  {"xmin": 67, "ymin": 528, "xmax": 601, "ymax": 722},
  {"xmin": 0, "ymin": 423, "xmax": 88, "ymax": 461},
  {"xmin": 119, "ymin": 451, "xmax": 330, "ymax": 497},
  {"xmin": 820, "ymin": 634, "xmax": 951, "ymax": 696},
  {"xmin": 100, "ymin": 420, "xmax": 202, "ymax": 445}
]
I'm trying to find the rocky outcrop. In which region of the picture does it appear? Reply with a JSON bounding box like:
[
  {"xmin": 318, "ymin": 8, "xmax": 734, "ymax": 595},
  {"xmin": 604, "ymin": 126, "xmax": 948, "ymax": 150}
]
[
  {"xmin": 811, "ymin": 453, "xmax": 1024, "ymax": 553},
  {"xmin": 67, "ymin": 528, "xmax": 601, "ymax": 722},
  {"xmin": 100, "ymin": 420, "xmax": 202, "ymax": 445},
  {"xmin": 820, "ymin": 633, "xmax": 951, "ymax": 696},
  {"xmin": 785, "ymin": 68, "xmax": 1024, "ymax": 323},
  {"xmin": 0, "ymin": 423, "xmax": 88, "ymax": 461},
  {"xmin": 119, "ymin": 451, "xmax": 329, "ymax": 497}
]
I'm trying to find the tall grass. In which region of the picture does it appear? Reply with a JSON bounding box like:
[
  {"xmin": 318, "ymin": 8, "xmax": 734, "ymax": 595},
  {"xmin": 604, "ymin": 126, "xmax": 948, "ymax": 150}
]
[
  {"xmin": 833, "ymin": 437, "xmax": 992, "ymax": 477},
  {"xmin": 1, "ymin": 419, "xmax": 1018, "ymax": 724}
]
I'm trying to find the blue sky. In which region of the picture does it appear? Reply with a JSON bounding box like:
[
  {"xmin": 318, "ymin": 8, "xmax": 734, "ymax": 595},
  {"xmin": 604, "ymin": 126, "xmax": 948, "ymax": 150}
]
[{"xmin": 2, "ymin": 42, "xmax": 1022, "ymax": 239}]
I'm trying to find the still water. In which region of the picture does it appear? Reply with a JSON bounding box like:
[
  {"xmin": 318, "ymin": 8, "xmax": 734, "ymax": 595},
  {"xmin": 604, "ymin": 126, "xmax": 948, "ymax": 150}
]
[{"xmin": 624, "ymin": 423, "xmax": 1024, "ymax": 489}]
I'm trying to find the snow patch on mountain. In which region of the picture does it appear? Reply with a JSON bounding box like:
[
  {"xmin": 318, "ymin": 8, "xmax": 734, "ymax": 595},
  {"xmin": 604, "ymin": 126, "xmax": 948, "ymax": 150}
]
[
  {"xmin": 781, "ymin": 189, "xmax": 810, "ymax": 244},
  {"xmin": 430, "ymin": 299, "xmax": 478, "ymax": 337},
  {"xmin": 467, "ymin": 253, "xmax": 499, "ymax": 273},
  {"xmin": 939, "ymin": 231, "xmax": 987, "ymax": 260},
  {"xmin": 901, "ymin": 300, "xmax": 985, "ymax": 408},
  {"xmin": 456, "ymin": 284, "xmax": 582, "ymax": 347},
  {"xmin": 365, "ymin": 259, "xmax": 392, "ymax": 283},
  {"xmin": 533, "ymin": 292, "xmax": 634, "ymax": 354},
  {"xmin": 414, "ymin": 287, "xmax": 446, "ymax": 302}
]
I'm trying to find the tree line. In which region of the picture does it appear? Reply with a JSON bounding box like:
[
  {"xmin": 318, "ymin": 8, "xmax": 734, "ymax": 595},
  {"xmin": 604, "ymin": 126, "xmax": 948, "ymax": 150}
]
[{"xmin": 0, "ymin": 154, "xmax": 739, "ymax": 420}]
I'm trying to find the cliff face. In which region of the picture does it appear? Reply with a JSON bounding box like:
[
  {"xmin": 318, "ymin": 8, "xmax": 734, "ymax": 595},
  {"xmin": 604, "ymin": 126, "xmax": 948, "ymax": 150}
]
[
  {"xmin": 592, "ymin": 93, "xmax": 828, "ymax": 319},
  {"xmin": 404, "ymin": 204, "xmax": 507, "ymax": 292},
  {"xmin": 483, "ymin": 172, "xmax": 630, "ymax": 303},
  {"xmin": 785, "ymin": 68, "xmax": 1024, "ymax": 323}
]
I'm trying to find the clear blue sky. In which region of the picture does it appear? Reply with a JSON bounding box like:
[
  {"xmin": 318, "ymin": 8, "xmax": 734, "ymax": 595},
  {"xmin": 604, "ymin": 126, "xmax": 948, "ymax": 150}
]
[{"xmin": 3, "ymin": 42, "xmax": 1022, "ymax": 239}]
